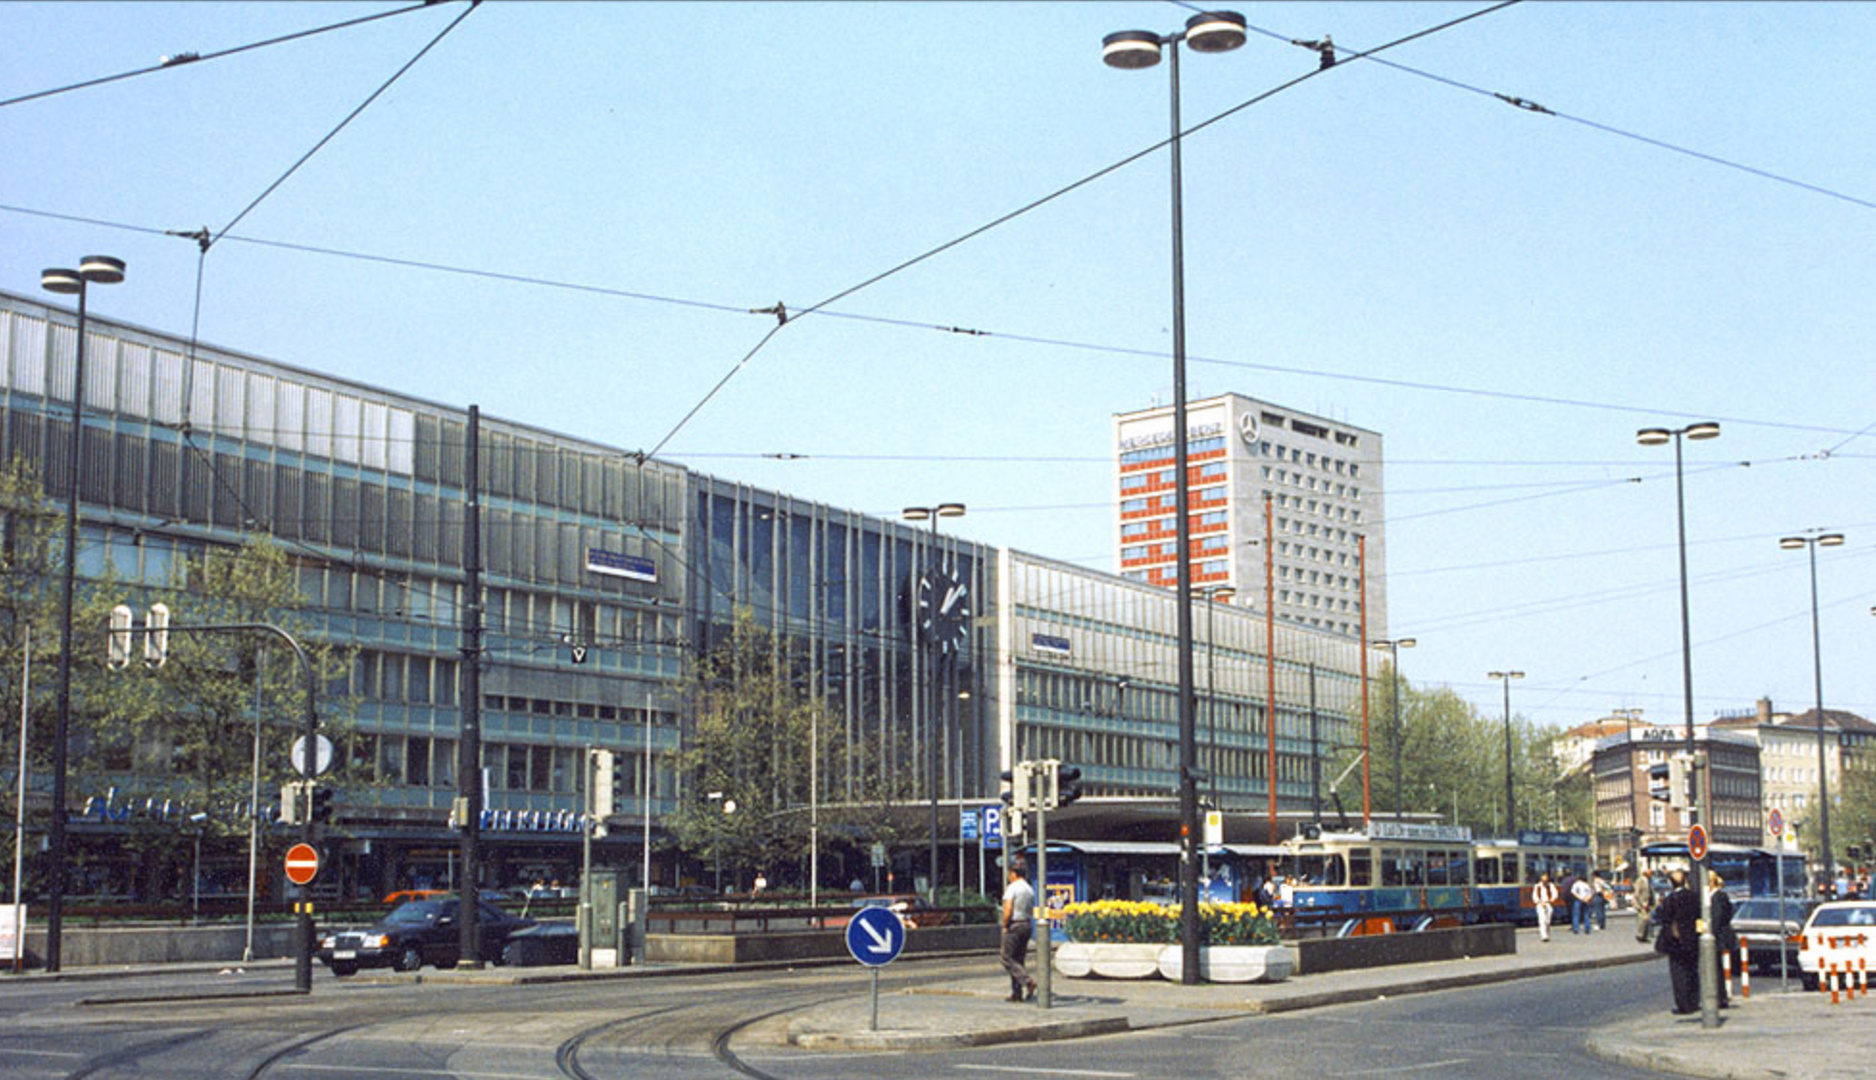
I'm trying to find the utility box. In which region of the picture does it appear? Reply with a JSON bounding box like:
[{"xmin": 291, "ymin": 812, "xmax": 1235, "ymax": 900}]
[{"xmin": 587, "ymin": 869, "xmax": 622, "ymax": 967}]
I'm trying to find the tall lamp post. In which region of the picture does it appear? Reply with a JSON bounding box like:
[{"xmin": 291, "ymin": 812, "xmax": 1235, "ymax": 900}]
[
  {"xmin": 1637, "ymin": 419, "xmax": 1720, "ymax": 1028},
  {"xmin": 39, "ymin": 254, "xmax": 126, "ymax": 974},
  {"xmin": 904, "ymin": 502, "xmax": 964, "ymax": 905},
  {"xmin": 1372, "ymin": 638, "xmax": 1415, "ymax": 821},
  {"xmin": 1779, "ymin": 529, "xmax": 1844, "ymax": 888},
  {"xmin": 1488, "ymin": 671, "xmax": 1524, "ymax": 836},
  {"xmin": 1102, "ymin": 7, "xmax": 1246, "ymax": 987}
]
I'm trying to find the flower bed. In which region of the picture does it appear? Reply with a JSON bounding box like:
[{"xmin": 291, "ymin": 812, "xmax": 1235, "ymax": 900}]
[{"xmin": 1061, "ymin": 900, "xmax": 1280, "ymax": 947}]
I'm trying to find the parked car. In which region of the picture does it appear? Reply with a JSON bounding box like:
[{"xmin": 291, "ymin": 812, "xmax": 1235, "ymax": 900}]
[
  {"xmin": 318, "ymin": 896, "xmax": 534, "ymax": 976},
  {"xmin": 1731, "ymin": 897, "xmax": 1815, "ymax": 974},
  {"xmin": 1794, "ymin": 899, "xmax": 1876, "ymax": 991},
  {"xmin": 501, "ymin": 922, "xmax": 583, "ymax": 967}
]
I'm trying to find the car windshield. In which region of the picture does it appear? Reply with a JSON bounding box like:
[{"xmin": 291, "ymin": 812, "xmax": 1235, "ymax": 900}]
[
  {"xmin": 1735, "ymin": 900, "xmax": 1805, "ymax": 921},
  {"xmin": 385, "ymin": 900, "xmax": 452, "ymax": 925},
  {"xmin": 1811, "ymin": 906, "xmax": 1876, "ymax": 927}
]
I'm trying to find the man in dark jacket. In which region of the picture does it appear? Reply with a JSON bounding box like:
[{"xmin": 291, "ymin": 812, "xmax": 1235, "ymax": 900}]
[
  {"xmin": 1708, "ymin": 870, "xmax": 1735, "ymax": 1008},
  {"xmin": 1655, "ymin": 869, "xmax": 1700, "ymax": 1014}
]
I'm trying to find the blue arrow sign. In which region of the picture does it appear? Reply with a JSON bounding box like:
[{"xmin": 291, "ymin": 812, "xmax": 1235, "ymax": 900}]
[
  {"xmin": 982, "ymin": 806, "xmax": 1003, "ymax": 850},
  {"xmin": 845, "ymin": 905, "xmax": 906, "ymax": 967}
]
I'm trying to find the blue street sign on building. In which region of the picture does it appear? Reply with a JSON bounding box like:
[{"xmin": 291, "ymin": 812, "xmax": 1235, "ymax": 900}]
[
  {"xmin": 845, "ymin": 905, "xmax": 906, "ymax": 967},
  {"xmin": 981, "ymin": 806, "xmax": 1003, "ymax": 850},
  {"xmin": 959, "ymin": 807, "xmax": 980, "ymax": 842}
]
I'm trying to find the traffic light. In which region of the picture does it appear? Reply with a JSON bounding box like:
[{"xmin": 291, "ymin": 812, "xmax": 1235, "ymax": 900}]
[
  {"xmin": 1056, "ymin": 765, "xmax": 1084, "ymax": 808},
  {"xmin": 108, "ymin": 604, "xmax": 134, "ymax": 670},
  {"xmin": 144, "ymin": 603, "xmax": 170, "ymax": 668},
  {"xmin": 1000, "ymin": 761, "xmax": 1034, "ymax": 812},
  {"xmin": 1647, "ymin": 753, "xmax": 1694, "ymax": 811},
  {"xmin": 280, "ymin": 780, "xmax": 306, "ymax": 824},
  {"xmin": 590, "ymin": 749, "xmax": 615, "ymax": 819},
  {"xmin": 310, "ymin": 785, "xmax": 336, "ymax": 823}
]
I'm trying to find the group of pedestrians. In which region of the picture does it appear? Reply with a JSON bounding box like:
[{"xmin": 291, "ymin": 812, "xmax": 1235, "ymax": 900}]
[
  {"xmin": 1530, "ymin": 868, "xmax": 1617, "ymax": 942},
  {"xmin": 1653, "ymin": 869, "xmax": 1737, "ymax": 1015}
]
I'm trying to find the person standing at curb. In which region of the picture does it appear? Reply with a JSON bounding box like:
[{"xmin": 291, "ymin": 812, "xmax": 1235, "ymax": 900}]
[
  {"xmin": 1532, "ymin": 872, "xmax": 1560, "ymax": 942},
  {"xmin": 1632, "ymin": 871, "xmax": 1656, "ymax": 943},
  {"xmin": 1708, "ymin": 870, "xmax": 1735, "ymax": 1009},
  {"xmin": 1569, "ymin": 872, "xmax": 1595, "ymax": 934},
  {"xmin": 1592, "ymin": 871, "xmax": 1613, "ymax": 931},
  {"xmin": 1656, "ymin": 869, "xmax": 1700, "ymax": 1014},
  {"xmin": 999, "ymin": 859, "xmax": 1038, "ymax": 1003}
]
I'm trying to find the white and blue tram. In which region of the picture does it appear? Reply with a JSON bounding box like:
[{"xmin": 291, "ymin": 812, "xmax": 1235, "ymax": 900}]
[
  {"xmin": 1473, "ymin": 830, "xmax": 1592, "ymax": 925},
  {"xmin": 1278, "ymin": 821, "xmax": 1484, "ymax": 934},
  {"xmin": 1638, "ymin": 841, "xmax": 1808, "ymax": 899}
]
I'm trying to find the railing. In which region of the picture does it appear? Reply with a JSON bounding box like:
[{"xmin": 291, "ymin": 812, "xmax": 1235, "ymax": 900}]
[{"xmin": 646, "ymin": 903, "xmax": 991, "ymax": 935}]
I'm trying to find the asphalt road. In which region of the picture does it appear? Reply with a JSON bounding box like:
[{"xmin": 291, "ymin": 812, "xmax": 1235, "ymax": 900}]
[{"xmin": 0, "ymin": 957, "xmax": 1682, "ymax": 1080}]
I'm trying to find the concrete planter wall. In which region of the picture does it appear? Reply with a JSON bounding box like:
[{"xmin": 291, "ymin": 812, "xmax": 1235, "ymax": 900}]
[
  {"xmin": 16, "ymin": 923, "xmax": 298, "ymax": 968},
  {"xmin": 1156, "ymin": 944, "xmax": 1294, "ymax": 983},
  {"xmin": 644, "ymin": 922, "xmax": 998, "ymax": 965}
]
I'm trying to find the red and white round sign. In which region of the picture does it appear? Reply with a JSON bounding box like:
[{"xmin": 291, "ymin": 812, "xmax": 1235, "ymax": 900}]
[
  {"xmin": 284, "ymin": 843, "xmax": 320, "ymax": 886},
  {"xmin": 1687, "ymin": 823, "xmax": 1709, "ymax": 863},
  {"xmin": 1768, "ymin": 808, "xmax": 1784, "ymax": 838}
]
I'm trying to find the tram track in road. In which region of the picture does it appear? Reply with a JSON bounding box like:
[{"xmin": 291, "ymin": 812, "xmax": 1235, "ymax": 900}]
[{"xmin": 61, "ymin": 1028, "xmax": 217, "ymax": 1080}]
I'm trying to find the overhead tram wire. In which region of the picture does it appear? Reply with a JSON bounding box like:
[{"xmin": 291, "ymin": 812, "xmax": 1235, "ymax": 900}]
[
  {"xmin": 3, "ymin": 201, "xmax": 1866, "ymax": 442},
  {"xmin": 636, "ymin": 3, "xmax": 1519, "ymax": 461},
  {"xmin": 0, "ymin": 1, "xmax": 460, "ymax": 111}
]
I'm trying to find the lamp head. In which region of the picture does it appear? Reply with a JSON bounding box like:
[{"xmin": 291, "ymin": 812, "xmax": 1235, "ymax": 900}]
[
  {"xmin": 1780, "ymin": 537, "xmax": 1806, "ymax": 550},
  {"xmin": 1818, "ymin": 533, "xmax": 1845, "ymax": 547},
  {"xmin": 1636, "ymin": 427, "xmax": 1672, "ymax": 446},
  {"xmin": 1184, "ymin": 11, "xmax": 1247, "ymax": 52},
  {"xmin": 937, "ymin": 502, "xmax": 966, "ymax": 518},
  {"xmin": 79, "ymin": 255, "xmax": 126, "ymax": 284},
  {"xmin": 902, "ymin": 506, "xmax": 931, "ymax": 522},
  {"xmin": 1102, "ymin": 29, "xmax": 1162, "ymax": 69},
  {"xmin": 40, "ymin": 269, "xmax": 82, "ymax": 295},
  {"xmin": 1685, "ymin": 421, "xmax": 1721, "ymax": 441}
]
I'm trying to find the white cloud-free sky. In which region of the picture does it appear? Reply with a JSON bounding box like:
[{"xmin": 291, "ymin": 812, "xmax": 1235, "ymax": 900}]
[{"xmin": 4, "ymin": 1, "xmax": 1871, "ymax": 735}]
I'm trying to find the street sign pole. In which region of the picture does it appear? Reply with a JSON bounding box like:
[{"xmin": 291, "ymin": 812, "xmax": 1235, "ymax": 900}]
[
  {"xmin": 1036, "ymin": 785, "xmax": 1050, "ymax": 1011},
  {"xmin": 1771, "ymin": 809, "xmax": 1788, "ymax": 991},
  {"xmin": 845, "ymin": 905, "xmax": 906, "ymax": 1033}
]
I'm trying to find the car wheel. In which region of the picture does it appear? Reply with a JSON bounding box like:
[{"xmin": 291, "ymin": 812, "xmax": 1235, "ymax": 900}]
[
  {"xmin": 329, "ymin": 962, "xmax": 358, "ymax": 977},
  {"xmin": 393, "ymin": 944, "xmax": 424, "ymax": 973}
]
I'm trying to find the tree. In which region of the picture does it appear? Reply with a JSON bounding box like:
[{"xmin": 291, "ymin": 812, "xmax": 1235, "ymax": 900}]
[{"xmin": 668, "ymin": 608, "xmax": 820, "ymax": 889}]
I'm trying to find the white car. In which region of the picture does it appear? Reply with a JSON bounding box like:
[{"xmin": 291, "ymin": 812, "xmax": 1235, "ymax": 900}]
[{"xmin": 1795, "ymin": 900, "xmax": 1876, "ymax": 991}]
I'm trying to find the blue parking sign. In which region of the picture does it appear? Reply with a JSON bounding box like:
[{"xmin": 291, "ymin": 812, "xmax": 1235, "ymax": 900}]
[
  {"xmin": 959, "ymin": 807, "xmax": 979, "ymax": 841},
  {"xmin": 982, "ymin": 806, "xmax": 1003, "ymax": 849}
]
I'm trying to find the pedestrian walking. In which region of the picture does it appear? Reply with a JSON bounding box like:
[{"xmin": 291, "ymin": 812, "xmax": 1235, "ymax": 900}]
[
  {"xmin": 1569, "ymin": 873, "xmax": 1594, "ymax": 934},
  {"xmin": 1592, "ymin": 871, "xmax": 1612, "ymax": 931},
  {"xmin": 1532, "ymin": 872, "xmax": 1560, "ymax": 942},
  {"xmin": 1656, "ymin": 869, "xmax": 1700, "ymax": 1014},
  {"xmin": 1632, "ymin": 872, "xmax": 1656, "ymax": 943},
  {"xmin": 999, "ymin": 859, "xmax": 1038, "ymax": 1003}
]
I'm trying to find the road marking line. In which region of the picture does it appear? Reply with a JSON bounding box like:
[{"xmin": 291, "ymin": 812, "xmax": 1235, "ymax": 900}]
[
  {"xmin": 274, "ymin": 1066, "xmax": 556, "ymax": 1079},
  {"xmin": 1331, "ymin": 1059, "xmax": 1470, "ymax": 1076},
  {"xmin": 0, "ymin": 1048, "xmax": 88, "ymax": 1058},
  {"xmin": 955, "ymin": 1066, "xmax": 1137, "ymax": 1078}
]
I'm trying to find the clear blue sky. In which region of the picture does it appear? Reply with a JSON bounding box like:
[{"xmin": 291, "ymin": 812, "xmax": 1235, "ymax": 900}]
[{"xmin": 4, "ymin": 2, "xmax": 1871, "ymax": 735}]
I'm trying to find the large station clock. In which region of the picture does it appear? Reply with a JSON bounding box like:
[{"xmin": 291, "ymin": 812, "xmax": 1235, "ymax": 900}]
[{"xmin": 916, "ymin": 570, "xmax": 971, "ymax": 656}]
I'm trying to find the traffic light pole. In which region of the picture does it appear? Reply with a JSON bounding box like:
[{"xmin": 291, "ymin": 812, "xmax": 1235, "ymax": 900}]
[
  {"xmin": 119, "ymin": 619, "xmax": 320, "ymax": 990},
  {"xmin": 1036, "ymin": 783, "xmax": 1050, "ymax": 1010}
]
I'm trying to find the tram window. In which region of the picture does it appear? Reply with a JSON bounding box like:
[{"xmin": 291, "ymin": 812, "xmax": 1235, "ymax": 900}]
[
  {"xmin": 1292, "ymin": 855, "xmax": 1347, "ymax": 887},
  {"xmin": 1427, "ymin": 851, "xmax": 1452, "ymax": 886},
  {"xmin": 1475, "ymin": 856, "xmax": 1500, "ymax": 886},
  {"xmin": 1348, "ymin": 849, "xmax": 1373, "ymax": 887},
  {"xmin": 1382, "ymin": 849, "xmax": 1426, "ymax": 887},
  {"xmin": 1524, "ymin": 855, "xmax": 1548, "ymax": 884}
]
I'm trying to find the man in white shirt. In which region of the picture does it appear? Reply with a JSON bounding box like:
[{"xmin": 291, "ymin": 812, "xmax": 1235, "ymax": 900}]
[
  {"xmin": 1000, "ymin": 859, "xmax": 1038, "ymax": 1002},
  {"xmin": 1532, "ymin": 872, "xmax": 1560, "ymax": 942}
]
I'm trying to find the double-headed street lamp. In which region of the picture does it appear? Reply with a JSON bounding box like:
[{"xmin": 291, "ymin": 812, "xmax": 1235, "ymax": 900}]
[
  {"xmin": 1488, "ymin": 671, "xmax": 1524, "ymax": 836},
  {"xmin": 1637, "ymin": 419, "xmax": 1720, "ymax": 1028},
  {"xmin": 1103, "ymin": 7, "xmax": 1246, "ymax": 988},
  {"xmin": 1372, "ymin": 638, "xmax": 1415, "ymax": 821},
  {"xmin": 1780, "ymin": 529, "xmax": 1844, "ymax": 886},
  {"xmin": 40, "ymin": 255, "xmax": 126, "ymax": 974},
  {"xmin": 904, "ymin": 502, "xmax": 965, "ymax": 905}
]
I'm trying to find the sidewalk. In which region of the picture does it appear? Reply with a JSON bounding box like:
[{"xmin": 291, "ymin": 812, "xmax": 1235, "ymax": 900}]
[
  {"xmin": 786, "ymin": 925, "xmax": 1876, "ymax": 1078},
  {"xmin": 787, "ymin": 922, "xmax": 1651, "ymax": 1050}
]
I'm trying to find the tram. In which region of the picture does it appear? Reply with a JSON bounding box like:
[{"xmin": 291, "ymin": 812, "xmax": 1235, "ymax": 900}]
[
  {"xmin": 1638, "ymin": 841, "xmax": 1808, "ymax": 899},
  {"xmin": 1277, "ymin": 821, "xmax": 1483, "ymax": 934},
  {"xmin": 1473, "ymin": 831, "xmax": 1592, "ymax": 925}
]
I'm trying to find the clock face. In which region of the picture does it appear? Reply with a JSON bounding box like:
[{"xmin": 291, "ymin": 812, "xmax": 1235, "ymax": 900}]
[{"xmin": 917, "ymin": 571, "xmax": 971, "ymax": 654}]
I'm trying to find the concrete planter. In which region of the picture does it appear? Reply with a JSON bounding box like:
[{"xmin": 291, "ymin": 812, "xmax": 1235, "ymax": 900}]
[
  {"xmin": 1156, "ymin": 944, "xmax": 1295, "ymax": 983},
  {"xmin": 1053, "ymin": 942, "xmax": 1164, "ymax": 979}
]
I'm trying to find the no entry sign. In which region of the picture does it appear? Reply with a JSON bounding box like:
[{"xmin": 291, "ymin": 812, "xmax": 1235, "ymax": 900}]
[{"xmin": 284, "ymin": 843, "xmax": 320, "ymax": 886}]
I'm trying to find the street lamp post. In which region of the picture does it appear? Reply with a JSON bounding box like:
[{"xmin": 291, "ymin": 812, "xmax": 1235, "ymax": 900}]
[
  {"xmin": 39, "ymin": 254, "xmax": 126, "ymax": 974},
  {"xmin": 1488, "ymin": 671, "xmax": 1524, "ymax": 836},
  {"xmin": 1103, "ymin": 7, "xmax": 1247, "ymax": 988},
  {"xmin": 1779, "ymin": 530, "xmax": 1844, "ymax": 888},
  {"xmin": 1372, "ymin": 638, "xmax": 1416, "ymax": 821},
  {"xmin": 904, "ymin": 502, "xmax": 964, "ymax": 906},
  {"xmin": 1637, "ymin": 420, "xmax": 1720, "ymax": 1029}
]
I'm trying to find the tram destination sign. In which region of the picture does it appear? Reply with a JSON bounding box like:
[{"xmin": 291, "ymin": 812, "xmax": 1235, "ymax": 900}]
[
  {"xmin": 1516, "ymin": 830, "xmax": 1590, "ymax": 848},
  {"xmin": 1369, "ymin": 821, "xmax": 1473, "ymax": 843}
]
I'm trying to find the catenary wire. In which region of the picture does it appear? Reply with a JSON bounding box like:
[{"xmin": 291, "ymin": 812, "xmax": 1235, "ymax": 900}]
[{"xmin": 0, "ymin": 1, "xmax": 456, "ymax": 110}]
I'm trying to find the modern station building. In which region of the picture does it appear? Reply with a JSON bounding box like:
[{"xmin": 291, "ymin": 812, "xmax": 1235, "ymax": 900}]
[
  {"xmin": 2, "ymin": 289, "xmax": 1376, "ymax": 901},
  {"xmin": 1113, "ymin": 393, "xmax": 1386, "ymax": 639}
]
